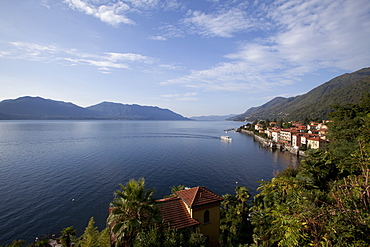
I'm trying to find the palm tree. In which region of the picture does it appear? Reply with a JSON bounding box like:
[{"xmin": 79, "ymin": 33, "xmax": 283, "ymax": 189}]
[
  {"xmin": 107, "ymin": 178, "xmax": 160, "ymax": 247},
  {"xmin": 164, "ymin": 185, "xmax": 185, "ymax": 198}
]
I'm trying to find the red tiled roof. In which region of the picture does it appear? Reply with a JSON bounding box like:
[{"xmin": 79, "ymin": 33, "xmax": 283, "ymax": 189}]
[
  {"xmin": 157, "ymin": 197, "xmax": 199, "ymax": 229},
  {"xmin": 307, "ymin": 137, "xmax": 325, "ymax": 142},
  {"xmin": 176, "ymin": 186, "xmax": 223, "ymax": 208}
]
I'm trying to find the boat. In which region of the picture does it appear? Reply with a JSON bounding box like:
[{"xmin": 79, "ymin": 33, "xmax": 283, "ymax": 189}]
[{"xmin": 220, "ymin": 136, "xmax": 232, "ymax": 141}]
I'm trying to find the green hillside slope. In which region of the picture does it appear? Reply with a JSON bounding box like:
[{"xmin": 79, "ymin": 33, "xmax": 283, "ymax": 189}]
[{"xmin": 230, "ymin": 67, "xmax": 370, "ymax": 121}]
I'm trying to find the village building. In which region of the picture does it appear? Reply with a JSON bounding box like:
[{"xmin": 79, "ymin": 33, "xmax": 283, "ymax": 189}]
[
  {"xmin": 245, "ymin": 120, "xmax": 330, "ymax": 151},
  {"xmin": 307, "ymin": 137, "xmax": 328, "ymax": 150},
  {"xmin": 292, "ymin": 133, "xmax": 304, "ymax": 148},
  {"xmin": 254, "ymin": 124, "xmax": 264, "ymax": 131},
  {"xmin": 271, "ymin": 130, "xmax": 280, "ymax": 142},
  {"xmin": 158, "ymin": 186, "xmax": 223, "ymax": 247},
  {"xmin": 109, "ymin": 186, "xmax": 223, "ymax": 247},
  {"xmin": 279, "ymin": 129, "xmax": 299, "ymax": 145}
]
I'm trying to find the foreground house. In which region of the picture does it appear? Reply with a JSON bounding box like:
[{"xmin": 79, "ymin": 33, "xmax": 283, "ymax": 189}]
[
  {"xmin": 109, "ymin": 186, "xmax": 223, "ymax": 247},
  {"xmin": 157, "ymin": 186, "xmax": 223, "ymax": 247}
]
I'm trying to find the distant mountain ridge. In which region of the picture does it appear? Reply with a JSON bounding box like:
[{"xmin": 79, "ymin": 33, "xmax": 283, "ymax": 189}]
[
  {"xmin": 190, "ymin": 114, "xmax": 236, "ymax": 121},
  {"xmin": 87, "ymin": 102, "xmax": 187, "ymax": 120},
  {"xmin": 230, "ymin": 67, "xmax": 370, "ymax": 121},
  {"xmin": 0, "ymin": 96, "xmax": 189, "ymax": 120}
]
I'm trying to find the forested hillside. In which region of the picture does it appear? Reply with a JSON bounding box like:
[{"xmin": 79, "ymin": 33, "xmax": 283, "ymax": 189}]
[{"xmin": 231, "ymin": 67, "xmax": 370, "ymax": 121}]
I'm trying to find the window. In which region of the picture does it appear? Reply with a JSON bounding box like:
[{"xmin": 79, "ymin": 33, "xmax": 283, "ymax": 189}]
[{"xmin": 204, "ymin": 210, "xmax": 210, "ymax": 223}]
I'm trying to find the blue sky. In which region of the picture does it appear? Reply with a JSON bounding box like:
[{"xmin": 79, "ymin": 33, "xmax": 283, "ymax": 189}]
[{"xmin": 0, "ymin": 0, "xmax": 369, "ymax": 117}]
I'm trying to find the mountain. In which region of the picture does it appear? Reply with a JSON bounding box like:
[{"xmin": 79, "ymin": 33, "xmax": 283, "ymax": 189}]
[
  {"xmin": 0, "ymin": 96, "xmax": 189, "ymax": 120},
  {"xmin": 87, "ymin": 102, "xmax": 189, "ymax": 120},
  {"xmin": 190, "ymin": 114, "xmax": 236, "ymax": 121},
  {"xmin": 0, "ymin": 96, "xmax": 98, "ymax": 119},
  {"xmin": 230, "ymin": 67, "xmax": 370, "ymax": 121}
]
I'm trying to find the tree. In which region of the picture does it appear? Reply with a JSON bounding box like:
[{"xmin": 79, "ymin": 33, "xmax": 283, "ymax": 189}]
[
  {"xmin": 220, "ymin": 186, "xmax": 253, "ymax": 246},
  {"xmin": 235, "ymin": 186, "xmax": 250, "ymax": 218},
  {"xmin": 0, "ymin": 240, "xmax": 25, "ymax": 247},
  {"xmin": 328, "ymin": 93, "xmax": 370, "ymax": 174},
  {"xmin": 77, "ymin": 217, "xmax": 99, "ymax": 247},
  {"xmin": 277, "ymin": 119, "xmax": 283, "ymax": 128},
  {"xmin": 265, "ymin": 118, "xmax": 270, "ymax": 127},
  {"xmin": 282, "ymin": 122, "xmax": 292, "ymax": 128},
  {"xmin": 26, "ymin": 238, "xmax": 49, "ymax": 247},
  {"xmin": 97, "ymin": 227, "xmax": 111, "ymax": 247},
  {"xmin": 164, "ymin": 185, "xmax": 185, "ymax": 198},
  {"xmin": 76, "ymin": 217, "xmax": 109, "ymax": 247},
  {"xmin": 60, "ymin": 226, "xmax": 76, "ymax": 247},
  {"xmin": 107, "ymin": 178, "xmax": 161, "ymax": 247},
  {"xmin": 133, "ymin": 225, "xmax": 206, "ymax": 247}
]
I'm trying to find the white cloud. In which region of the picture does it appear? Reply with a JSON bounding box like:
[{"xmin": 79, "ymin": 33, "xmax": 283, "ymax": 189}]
[
  {"xmin": 63, "ymin": 0, "xmax": 135, "ymax": 26},
  {"xmin": 105, "ymin": 52, "xmax": 155, "ymax": 63},
  {"xmin": 63, "ymin": 0, "xmax": 184, "ymax": 26},
  {"xmin": 161, "ymin": 0, "xmax": 370, "ymax": 91},
  {"xmin": 149, "ymin": 35, "xmax": 167, "ymax": 41},
  {"xmin": 1, "ymin": 41, "xmax": 174, "ymax": 73}
]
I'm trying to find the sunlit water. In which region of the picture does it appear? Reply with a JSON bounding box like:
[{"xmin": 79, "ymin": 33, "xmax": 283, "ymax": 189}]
[{"xmin": 0, "ymin": 120, "xmax": 300, "ymax": 244}]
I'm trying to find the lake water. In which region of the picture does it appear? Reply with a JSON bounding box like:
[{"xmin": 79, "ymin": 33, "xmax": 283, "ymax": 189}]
[{"xmin": 0, "ymin": 120, "xmax": 300, "ymax": 244}]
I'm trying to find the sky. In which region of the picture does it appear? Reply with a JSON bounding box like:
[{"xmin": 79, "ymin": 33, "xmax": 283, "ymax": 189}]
[{"xmin": 0, "ymin": 0, "xmax": 369, "ymax": 117}]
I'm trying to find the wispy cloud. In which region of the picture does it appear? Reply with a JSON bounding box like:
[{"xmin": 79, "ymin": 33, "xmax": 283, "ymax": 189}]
[
  {"xmin": 0, "ymin": 41, "xmax": 173, "ymax": 73},
  {"xmin": 149, "ymin": 24, "xmax": 185, "ymax": 41},
  {"xmin": 182, "ymin": 8, "xmax": 255, "ymax": 38},
  {"xmin": 62, "ymin": 0, "xmax": 184, "ymax": 26},
  {"xmin": 161, "ymin": 0, "xmax": 370, "ymax": 91},
  {"xmin": 159, "ymin": 92, "xmax": 198, "ymax": 101},
  {"xmin": 41, "ymin": 0, "xmax": 50, "ymax": 9},
  {"xmin": 153, "ymin": 1, "xmax": 267, "ymax": 40}
]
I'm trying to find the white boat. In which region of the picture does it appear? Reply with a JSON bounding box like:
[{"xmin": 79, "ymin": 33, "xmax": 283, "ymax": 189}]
[{"xmin": 220, "ymin": 136, "xmax": 232, "ymax": 141}]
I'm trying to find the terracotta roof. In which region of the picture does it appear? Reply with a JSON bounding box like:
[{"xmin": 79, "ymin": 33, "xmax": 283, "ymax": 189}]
[
  {"xmin": 157, "ymin": 197, "xmax": 199, "ymax": 229},
  {"xmin": 307, "ymin": 137, "xmax": 325, "ymax": 142},
  {"xmin": 176, "ymin": 186, "xmax": 223, "ymax": 208}
]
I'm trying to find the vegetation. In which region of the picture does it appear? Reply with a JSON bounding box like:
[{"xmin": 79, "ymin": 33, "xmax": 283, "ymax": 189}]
[
  {"xmin": 2, "ymin": 95, "xmax": 370, "ymax": 246},
  {"xmin": 132, "ymin": 225, "xmax": 206, "ymax": 247},
  {"xmin": 220, "ymin": 186, "xmax": 253, "ymax": 246},
  {"xmin": 107, "ymin": 178, "xmax": 206, "ymax": 247},
  {"xmin": 230, "ymin": 67, "xmax": 370, "ymax": 121},
  {"xmin": 59, "ymin": 226, "xmax": 76, "ymax": 247},
  {"xmin": 107, "ymin": 178, "xmax": 161, "ymax": 247},
  {"xmin": 76, "ymin": 217, "xmax": 110, "ymax": 247},
  {"xmin": 250, "ymin": 94, "xmax": 370, "ymax": 246}
]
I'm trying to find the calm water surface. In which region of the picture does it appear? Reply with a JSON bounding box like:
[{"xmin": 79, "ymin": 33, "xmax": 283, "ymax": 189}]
[{"xmin": 0, "ymin": 120, "xmax": 300, "ymax": 244}]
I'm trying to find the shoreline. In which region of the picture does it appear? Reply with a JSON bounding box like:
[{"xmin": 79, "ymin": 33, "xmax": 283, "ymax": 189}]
[{"xmin": 239, "ymin": 129, "xmax": 306, "ymax": 157}]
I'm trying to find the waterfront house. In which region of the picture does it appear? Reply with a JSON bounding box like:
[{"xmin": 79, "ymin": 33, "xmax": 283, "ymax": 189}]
[
  {"xmin": 292, "ymin": 133, "xmax": 304, "ymax": 148},
  {"xmin": 109, "ymin": 186, "xmax": 223, "ymax": 247},
  {"xmin": 271, "ymin": 130, "xmax": 280, "ymax": 142},
  {"xmin": 279, "ymin": 129, "xmax": 299, "ymax": 145},
  {"xmin": 307, "ymin": 137, "xmax": 328, "ymax": 150},
  {"xmin": 255, "ymin": 124, "xmax": 264, "ymax": 131},
  {"xmin": 158, "ymin": 186, "xmax": 223, "ymax": 247}
]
